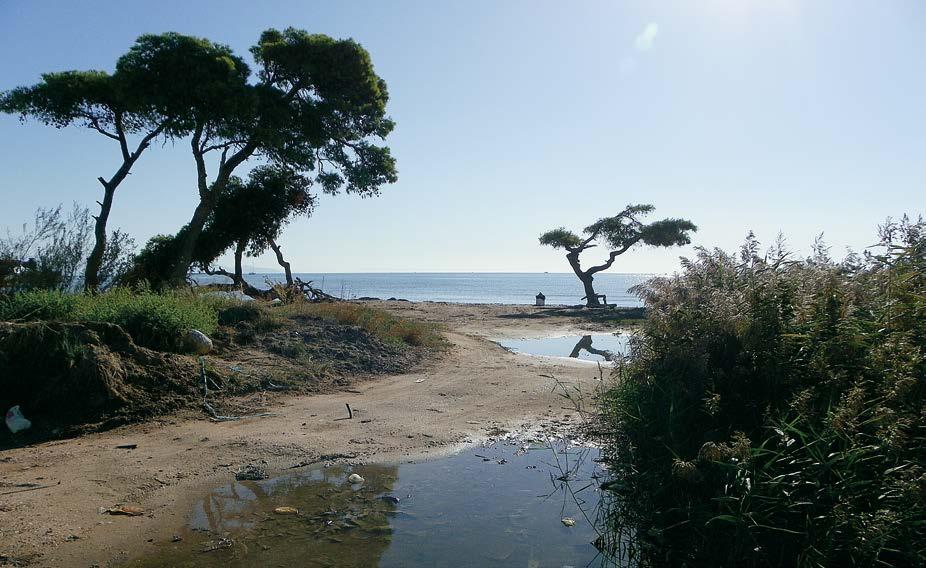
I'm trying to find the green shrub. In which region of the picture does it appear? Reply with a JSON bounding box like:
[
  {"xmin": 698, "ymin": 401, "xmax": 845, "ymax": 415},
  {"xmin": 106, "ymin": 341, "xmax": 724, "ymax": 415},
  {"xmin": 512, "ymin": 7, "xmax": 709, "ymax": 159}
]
[
  {"xmin": 599, "ymin": 219, "xmax": 926, "ymax": 566},
  {"xmin": 0, "ymin": 289, "xmax": 80, "ymax": 321},
  {"xmin": 0, "ymin": 288, "xmax": 218, "ymax": 352}
]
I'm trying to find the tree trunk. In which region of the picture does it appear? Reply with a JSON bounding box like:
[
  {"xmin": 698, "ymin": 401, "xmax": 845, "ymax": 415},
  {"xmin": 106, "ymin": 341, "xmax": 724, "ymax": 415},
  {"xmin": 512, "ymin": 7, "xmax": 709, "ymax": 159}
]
[
  {"xmin": 83, "ymin": 124, "xmax": 165, "ymax": 291},
  {"xmin": 233, "ymin": 239, "xmax": 246, "ymax": 286},
  {"xmin": 169, "ymin": 197, "xmax": 215, "ymax": 284},
  {"xmin": 170, "ymin": 132, "xmax": 259, "ymax": 285},
  {"xmin": 84, "ymin": 183, "xmax": 117, "ymax": 291},
  {"xmin": 268, "ymin": 237, "xmax": 293, "ymax": 286},
  {"xmin": 565, "ymin": 251, "xmax": 601, "ymax": 307},
  {"xmin": 580, "ymin": 275, "xmax": 601, "ymax": 307}
]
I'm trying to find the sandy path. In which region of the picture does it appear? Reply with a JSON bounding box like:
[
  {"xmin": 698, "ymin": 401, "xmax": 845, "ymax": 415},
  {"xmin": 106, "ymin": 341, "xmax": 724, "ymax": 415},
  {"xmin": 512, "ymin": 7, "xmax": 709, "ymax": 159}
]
[{"xmin": 0, "ymin": 302, "xmax": 616, "ymax": 567}]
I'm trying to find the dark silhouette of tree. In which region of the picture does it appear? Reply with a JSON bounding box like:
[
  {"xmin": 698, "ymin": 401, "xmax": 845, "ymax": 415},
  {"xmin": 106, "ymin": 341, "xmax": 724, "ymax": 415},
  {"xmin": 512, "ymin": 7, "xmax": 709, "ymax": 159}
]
[
  {"xmin": 0, "ymin": 33, "xmax": 245, "ymax": 291},
  {"xmin": 197, "ymin": 165, "xmax": 314, "ymax": 287},
  {"xmin": 568, "ymin": 335, "xmax": 618, "ymax": 361},
  {"xmin": 540, "ymin": 204, "xmax": 696, "ymax": 307},
  {"xmin": 143, "ymin": 27, "xmax": 397, "ymax": 283}
]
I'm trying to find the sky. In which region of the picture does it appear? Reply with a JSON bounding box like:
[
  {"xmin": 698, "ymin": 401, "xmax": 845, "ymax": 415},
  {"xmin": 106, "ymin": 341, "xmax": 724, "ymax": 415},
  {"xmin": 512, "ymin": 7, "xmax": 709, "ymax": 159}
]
[{"xmin": 0, "ymin": 0, "xmax": 923, "ymax": 273}]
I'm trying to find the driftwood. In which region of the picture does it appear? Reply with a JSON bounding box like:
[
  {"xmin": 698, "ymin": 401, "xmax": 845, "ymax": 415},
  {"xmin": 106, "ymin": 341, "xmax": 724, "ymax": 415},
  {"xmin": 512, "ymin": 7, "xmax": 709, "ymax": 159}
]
[{"xmin": 292, "ymin": 277, "xmax": 338, "ymax": 302}]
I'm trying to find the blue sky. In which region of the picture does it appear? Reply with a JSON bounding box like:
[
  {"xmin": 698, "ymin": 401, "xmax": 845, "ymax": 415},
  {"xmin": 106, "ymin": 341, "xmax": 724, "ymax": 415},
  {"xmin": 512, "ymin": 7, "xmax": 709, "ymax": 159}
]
[{"xmin": 1, "ymin": 0, "xmax": 923, "ymax": 273}]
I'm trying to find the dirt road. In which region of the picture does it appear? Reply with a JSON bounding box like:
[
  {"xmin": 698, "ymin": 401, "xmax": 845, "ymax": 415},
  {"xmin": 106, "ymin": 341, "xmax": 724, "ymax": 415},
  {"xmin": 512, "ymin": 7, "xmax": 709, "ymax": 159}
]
[{"xmin": 0, "ymin": 302, "xmax": 621, "ymax": 567}]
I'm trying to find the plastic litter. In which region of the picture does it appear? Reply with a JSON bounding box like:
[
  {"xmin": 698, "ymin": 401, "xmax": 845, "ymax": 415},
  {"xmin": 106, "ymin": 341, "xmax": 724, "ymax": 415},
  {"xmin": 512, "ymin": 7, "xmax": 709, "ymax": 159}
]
[{"xmin": 5, "ymin": 405, "xmax": 31, "ymax": 434}]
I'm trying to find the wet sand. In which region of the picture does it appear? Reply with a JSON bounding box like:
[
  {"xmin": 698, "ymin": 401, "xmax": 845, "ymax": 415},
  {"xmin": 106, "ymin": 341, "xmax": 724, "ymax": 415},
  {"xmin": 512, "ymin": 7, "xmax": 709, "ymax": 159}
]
[{"xmin": 0, "ymin": 301, "xmax": 623, "ymax": 567}]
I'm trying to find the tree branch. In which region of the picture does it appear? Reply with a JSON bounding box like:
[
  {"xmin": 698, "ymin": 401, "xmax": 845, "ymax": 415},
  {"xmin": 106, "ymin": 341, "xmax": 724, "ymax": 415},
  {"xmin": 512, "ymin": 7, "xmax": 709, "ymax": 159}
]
[
  {"xmin": 191, "ymin": 123, "xmax": 209, "ymax": 198},
  {"xmin": 86, "ymin": 116, "xmax": 121, "ymax": 142},
  {"xmin": 113, "ymin": 112, "xmax": 131, "ymax": 161},
  {"xmin": 584, "ymin": 236, "xmax": 643, "ymax": 276}
]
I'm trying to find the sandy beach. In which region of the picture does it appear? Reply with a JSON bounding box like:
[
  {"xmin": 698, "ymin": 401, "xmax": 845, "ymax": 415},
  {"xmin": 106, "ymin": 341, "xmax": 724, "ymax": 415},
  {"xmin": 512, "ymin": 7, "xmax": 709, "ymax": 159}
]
[{"xmin": 0, "ymin": 301, "xmax": 625, "ymax": 567}]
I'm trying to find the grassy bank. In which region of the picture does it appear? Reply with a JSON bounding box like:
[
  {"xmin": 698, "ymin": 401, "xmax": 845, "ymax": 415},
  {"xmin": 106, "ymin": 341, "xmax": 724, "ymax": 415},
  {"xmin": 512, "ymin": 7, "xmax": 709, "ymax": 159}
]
[
  {"xmin": 0, "ymin": 288, "xmax": 218, "ymax": 352},
  {"xmin": 598, "ymin": 220, "xmax": 925, "ymax": 566}
]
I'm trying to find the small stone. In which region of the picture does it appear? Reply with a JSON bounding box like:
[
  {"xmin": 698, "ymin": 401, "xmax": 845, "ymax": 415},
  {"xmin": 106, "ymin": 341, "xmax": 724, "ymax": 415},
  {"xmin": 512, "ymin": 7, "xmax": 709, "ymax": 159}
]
[{"xmin": 347, "ymin": 473, "xmax": 364, "ymax": 484}]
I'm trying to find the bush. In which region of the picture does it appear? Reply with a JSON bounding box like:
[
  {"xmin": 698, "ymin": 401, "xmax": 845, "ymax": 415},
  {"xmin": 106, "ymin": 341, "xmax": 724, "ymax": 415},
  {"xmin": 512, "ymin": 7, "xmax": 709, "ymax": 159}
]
[
  {"xmin": 0, "ymin": 289, "xmax": 80, "ymax": 321},
  {"xmin": 0, "ymin": 204, "xmax": 135, "ymax": 292},
  {"xmin": 599, "ymin": 219, "xmax": 926, "ymax": 566},
  {"xmin": 0, "ymin": 288, "xmax": 218, "ymax": 352}
]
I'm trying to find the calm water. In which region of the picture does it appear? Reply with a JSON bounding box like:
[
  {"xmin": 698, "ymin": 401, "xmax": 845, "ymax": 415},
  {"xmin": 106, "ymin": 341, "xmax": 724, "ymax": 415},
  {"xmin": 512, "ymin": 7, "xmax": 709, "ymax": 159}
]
[
  {"xmin": 498, "ymin": 334, "xmax": 629, "ymax": 363},
  {"xmin": 194, "ymin": 272, "xmax": 651, "ymax": 306},
  {"xmin": 132, "ymin": 440, "xmax": 616, "ymax": 567}
]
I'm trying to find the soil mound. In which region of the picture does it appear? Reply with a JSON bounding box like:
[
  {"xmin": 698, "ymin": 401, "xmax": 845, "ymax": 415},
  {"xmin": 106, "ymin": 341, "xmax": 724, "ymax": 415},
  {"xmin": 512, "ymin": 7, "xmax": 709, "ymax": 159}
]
[{"xmin": 0, "ymin": 321, "xmax": 200, "ymax": 440}]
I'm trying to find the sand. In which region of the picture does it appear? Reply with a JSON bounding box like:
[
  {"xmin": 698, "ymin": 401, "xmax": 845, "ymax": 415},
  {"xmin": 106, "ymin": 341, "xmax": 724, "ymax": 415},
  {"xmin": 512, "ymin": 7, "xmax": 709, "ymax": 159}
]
[{"xmin": 0, "ymin": 301, "xmax": 623, "ymax": 567}]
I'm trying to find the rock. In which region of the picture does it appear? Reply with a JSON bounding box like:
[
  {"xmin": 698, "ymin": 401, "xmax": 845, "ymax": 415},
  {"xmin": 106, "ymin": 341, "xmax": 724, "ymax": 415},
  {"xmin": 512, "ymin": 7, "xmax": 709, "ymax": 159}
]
[
  {"xmin": 561, "ymin": 517, "xmax": 576, "ymax": 527},
  {"xmin": 184, "ymin": 329, "xmax": 213, "ymax": 355},
  {"xmin": 274, "ymin": 506, "xmax": 298, "ymax": 514},
  {"xmin": 235, "ymin": 463, "xmax": 268, "ymax": 481},
  {"xmin": 5, "ymin": 405, "xmax": 31, "ymax": 434},
  {"xmin": 347, "ymin": 473, "xmax": 364, "ymax": 484}
]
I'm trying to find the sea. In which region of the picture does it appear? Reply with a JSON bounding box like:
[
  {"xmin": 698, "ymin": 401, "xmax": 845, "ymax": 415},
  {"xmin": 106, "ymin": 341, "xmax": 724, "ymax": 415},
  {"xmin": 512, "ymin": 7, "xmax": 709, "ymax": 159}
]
[{"xmin": 193, "ymin": 272, "xmax": 653, "ymax": 306}]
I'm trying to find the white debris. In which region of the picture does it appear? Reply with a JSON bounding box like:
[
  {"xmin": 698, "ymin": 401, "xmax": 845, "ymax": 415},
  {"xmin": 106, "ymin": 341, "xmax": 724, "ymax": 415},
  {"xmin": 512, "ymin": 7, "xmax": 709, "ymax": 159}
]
[
  {"xmin": 205, "ymin": 290, "xmax": 256, "ymax": 302},
  {"xmin": 5, "ymin": 405, "xmax": 31, "ymax": 433}
]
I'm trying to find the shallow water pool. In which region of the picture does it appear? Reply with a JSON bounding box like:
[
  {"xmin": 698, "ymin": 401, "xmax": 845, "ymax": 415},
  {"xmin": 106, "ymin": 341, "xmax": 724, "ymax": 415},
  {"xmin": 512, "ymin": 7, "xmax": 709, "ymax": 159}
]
[
  {"xmin": 497, "ymin": 334, "xmax": 629, "ymax": 363},
  {"xmin": 130, "ymin": 440, "xmax": 614, "ymax": 567}
]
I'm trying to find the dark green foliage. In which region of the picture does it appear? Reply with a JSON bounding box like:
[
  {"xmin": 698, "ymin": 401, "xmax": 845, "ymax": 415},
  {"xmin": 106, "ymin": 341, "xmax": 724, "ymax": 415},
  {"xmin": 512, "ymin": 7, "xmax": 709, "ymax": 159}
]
[
  {"xmin": 120, "ymin": 232, "xmax": 186, "ymax": 289},
  {"xmin": 168, "ymin": 27, "xmax": 397, "ymax": 281},
  {"xmin": 0, "ymin": 288, "xmax": 218, "ymax": 352},
  {"xmin": 599, "ymin": 217, "xmax": 926, "ymax": 566},
  {"xmin": 197, "ymin": 165, "xmax": 315, "ymax": 271},
  {"xmin": 0, "ymin": 32, "xmax": 241, "ymax": 289},
  {"xmin": 114, "ymin": 32, "xmax": 250, "ymax": 135}
]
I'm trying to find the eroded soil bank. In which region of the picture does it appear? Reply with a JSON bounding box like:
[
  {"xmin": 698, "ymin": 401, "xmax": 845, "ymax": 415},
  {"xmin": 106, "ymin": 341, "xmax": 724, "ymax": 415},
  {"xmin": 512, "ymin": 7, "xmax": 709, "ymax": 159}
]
[{"xmin": 0, "ymin": 301, "xmax": 629, "ymax": 567}]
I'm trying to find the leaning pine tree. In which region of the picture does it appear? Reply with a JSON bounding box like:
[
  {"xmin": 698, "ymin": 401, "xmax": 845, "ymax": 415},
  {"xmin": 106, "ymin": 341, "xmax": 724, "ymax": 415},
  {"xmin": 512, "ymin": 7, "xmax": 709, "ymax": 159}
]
[
  {"xmin": 539, "ymin": 204, "xmax": 696, "ymax": 307},
  {"xmin": 0, "ymin": 34, "xmax": 245, "ymax": 290}
]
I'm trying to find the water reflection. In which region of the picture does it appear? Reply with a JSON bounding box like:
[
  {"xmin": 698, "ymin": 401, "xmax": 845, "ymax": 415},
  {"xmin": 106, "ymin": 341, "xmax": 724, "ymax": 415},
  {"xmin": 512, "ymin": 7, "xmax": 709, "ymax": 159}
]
[
  {"xmin": 497, "ymin": 333, "xmax": 628, "ymax": 363},
  {"xmin": 132, "ymin": 440, "xmax": 622, "ymax": 567},
  {"xmin": 132, "ymin": 464, "xmax": 399, "ymax": 567},
  {"xmin": 569, "ymin": 335, "xmax": 618, "ymax": 362}
]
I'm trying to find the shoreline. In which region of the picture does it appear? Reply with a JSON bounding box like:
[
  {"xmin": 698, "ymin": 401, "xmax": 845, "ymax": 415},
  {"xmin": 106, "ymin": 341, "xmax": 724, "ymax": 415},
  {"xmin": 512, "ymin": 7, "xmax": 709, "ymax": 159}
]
[{"xmin": 0, "ymin": 301, "xmax": 624, "ymax": 567}]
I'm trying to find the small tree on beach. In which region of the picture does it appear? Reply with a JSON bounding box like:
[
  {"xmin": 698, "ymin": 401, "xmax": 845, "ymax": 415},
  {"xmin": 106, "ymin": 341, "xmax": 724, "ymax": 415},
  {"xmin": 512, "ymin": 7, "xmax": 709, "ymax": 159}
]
[{"xmin": 539, "ymin": 204, "xmax": 696, "ymax": 307}]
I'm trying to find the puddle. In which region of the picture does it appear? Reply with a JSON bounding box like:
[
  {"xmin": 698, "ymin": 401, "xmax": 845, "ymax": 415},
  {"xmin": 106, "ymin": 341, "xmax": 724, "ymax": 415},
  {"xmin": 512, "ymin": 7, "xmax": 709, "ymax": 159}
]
[
  {"xmin": 129, "ymin": 440, "xmax": 612, "ymax": 567},
  {"xmin": 498, "ymin": 334, "xmax": 629, "ymax": 363}
]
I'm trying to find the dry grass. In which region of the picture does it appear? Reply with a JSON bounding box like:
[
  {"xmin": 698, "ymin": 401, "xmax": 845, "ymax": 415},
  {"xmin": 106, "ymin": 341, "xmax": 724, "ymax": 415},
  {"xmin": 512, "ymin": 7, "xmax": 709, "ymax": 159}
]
[{"xmin": 277, "ymin": 301, "xmax": 447, "ymax": 349}]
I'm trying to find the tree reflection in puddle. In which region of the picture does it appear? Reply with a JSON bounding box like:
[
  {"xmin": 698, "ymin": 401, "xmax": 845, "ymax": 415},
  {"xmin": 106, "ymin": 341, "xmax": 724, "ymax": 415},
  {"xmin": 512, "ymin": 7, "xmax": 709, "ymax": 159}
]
[
  {"xmin": 568, "ymin": 335, "xmax": 619, "ymax": 362},
  {"xmin": 497, "ymin": 333, "xmax": 628, "ymax": 363}
]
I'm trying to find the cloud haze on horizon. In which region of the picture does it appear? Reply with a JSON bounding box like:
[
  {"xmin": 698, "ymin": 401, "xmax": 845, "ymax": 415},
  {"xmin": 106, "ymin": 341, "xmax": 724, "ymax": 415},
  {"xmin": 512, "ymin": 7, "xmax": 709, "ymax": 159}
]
[{"xmin": 0, "ymin": 0, "xmax": 923, "ymax": 274}]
